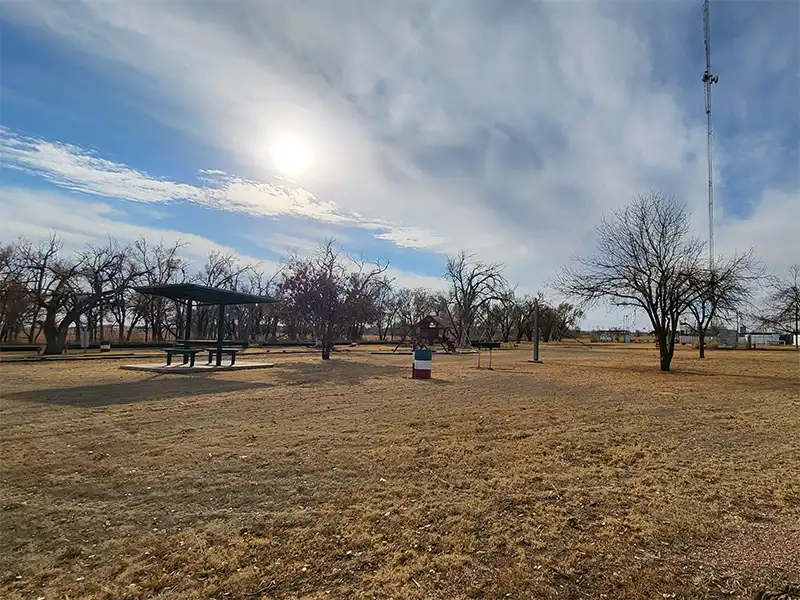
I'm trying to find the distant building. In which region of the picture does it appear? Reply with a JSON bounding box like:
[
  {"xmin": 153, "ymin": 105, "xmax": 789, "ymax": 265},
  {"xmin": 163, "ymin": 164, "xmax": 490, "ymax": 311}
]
[
  {"xmin": 679, "ymin": 328, "xmax": 740, "ymax": 348},
  {"xmin": 591, "ymin": 329, "xmax": 631, "ymax": 343},
  {"xmin": 747, "ymin": 332, "xmax": 781, "ymax": 346}
]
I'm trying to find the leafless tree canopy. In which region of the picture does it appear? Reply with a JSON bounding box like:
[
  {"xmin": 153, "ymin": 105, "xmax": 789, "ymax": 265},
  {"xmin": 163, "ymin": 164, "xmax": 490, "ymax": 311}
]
[
  {"xmin": 759, "ymin": 264, "xmax": 800, "ymax": 349},
  {"xmin": 683, "ymin": 250, "xmax": 764, "ymax": 357},
  {"xmin": 441, "ymin": 251, "xmax": 506, "ymax": 347},
  {"xmin": 556, "ymin": 191, "xmax": 705, "ymax": 371},
  {"xmin": 277, "ymin": 241, "xmax": 389, "ymax": 359}
]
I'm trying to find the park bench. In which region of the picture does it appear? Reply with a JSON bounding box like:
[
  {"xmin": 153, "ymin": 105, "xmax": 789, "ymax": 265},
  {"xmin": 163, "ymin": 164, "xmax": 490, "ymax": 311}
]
[
  {"xmin": 0, "ymin": 344, "xmax": 44, "ymax": 354},
  {"xmin": 160, "ymin": 346, "xmax": 202, "ymax": 367},
  {"xmin": 0, "ymin": 344, "xmax": 44, "ymax": 355},
  {"xmin": 206, "ymin": 347, "xmax": 241, "ymax": 366}
]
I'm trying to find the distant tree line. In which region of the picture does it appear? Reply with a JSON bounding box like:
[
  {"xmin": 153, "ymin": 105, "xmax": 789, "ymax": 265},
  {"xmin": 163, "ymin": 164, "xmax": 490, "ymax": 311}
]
[
  {"xmin": 0, "ymin": 236, "xmax": 583, "ymax": 358},
  {"xmin": 7, "ymin": 192, "xmax": 789, "ymax": 369}
]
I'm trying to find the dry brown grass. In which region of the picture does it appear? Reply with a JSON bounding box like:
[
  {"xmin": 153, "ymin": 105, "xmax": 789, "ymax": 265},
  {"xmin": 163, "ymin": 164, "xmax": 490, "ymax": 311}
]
[{"xmin": 1, "ymin": 344, "xmax": 798, "ymax": 600}]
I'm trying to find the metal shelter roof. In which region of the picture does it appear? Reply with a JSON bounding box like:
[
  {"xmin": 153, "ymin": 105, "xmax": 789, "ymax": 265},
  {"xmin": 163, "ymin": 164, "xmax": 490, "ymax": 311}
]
[{"xmin": 135, "ymin": 283, "xmax": 276, "ymax": 305}]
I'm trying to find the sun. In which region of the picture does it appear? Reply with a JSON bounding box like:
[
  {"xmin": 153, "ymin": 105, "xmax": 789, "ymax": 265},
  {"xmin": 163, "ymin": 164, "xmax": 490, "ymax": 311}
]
[{"xmin": 267, "ymin": 134, "xmax": 314, "ymax": 177}]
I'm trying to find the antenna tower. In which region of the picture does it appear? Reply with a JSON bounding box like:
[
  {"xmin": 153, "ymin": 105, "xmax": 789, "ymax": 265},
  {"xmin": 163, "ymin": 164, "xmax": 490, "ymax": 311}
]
[{"xmin": 702, "ymin": 0, "xmax": 719, "ymax": 266}]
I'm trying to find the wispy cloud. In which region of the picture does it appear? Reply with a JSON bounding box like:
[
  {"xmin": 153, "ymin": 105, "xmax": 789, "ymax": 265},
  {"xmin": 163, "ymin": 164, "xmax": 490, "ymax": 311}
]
[
  {"xmin": 0, "ymin": 186, "xmax": 277, "ymax": 270},
  {"xmin": 0, "ymin": 127, "xmax": 445, "ymax": 250},
  {"xmin": 0, "ymin": 186, "xmax": 446, "ymax": 295}
]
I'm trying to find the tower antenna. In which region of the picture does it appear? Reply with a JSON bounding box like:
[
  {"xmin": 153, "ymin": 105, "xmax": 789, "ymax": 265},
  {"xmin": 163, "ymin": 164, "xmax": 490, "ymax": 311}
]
[{"xmin": 702, "ymin": 0, "xmax": 719, "ymax": 266}]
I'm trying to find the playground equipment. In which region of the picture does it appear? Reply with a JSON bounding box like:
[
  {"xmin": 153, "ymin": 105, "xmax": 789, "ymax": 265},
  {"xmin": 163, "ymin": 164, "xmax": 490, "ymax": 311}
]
[{"xmin": 394, "ymin": 316, "xmax": 457, "ymax": 354}]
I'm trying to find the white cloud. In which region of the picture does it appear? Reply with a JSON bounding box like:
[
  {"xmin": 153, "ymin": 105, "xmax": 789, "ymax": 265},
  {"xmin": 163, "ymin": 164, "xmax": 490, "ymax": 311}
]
[
  {"xmin": 374, "ymin": 227, "xmax": 448, "ymax": 249},
  {"xmin": 0, "ymin": 188, "xmax": 448, "ymax": 298},
  {"xmin": 0, "ymin": 127, "xmax": 445, "ymax": 250},
  {"xmin": 716, "ymin": 187, "xmax": 800, "ymax": 274},
  {"xmin": 386, "ymin": 267, "xmax": 446, "ymax": 292},
  {"xmin": 0, "ymin": 186, "xmax": 278, "ymax": 272}
]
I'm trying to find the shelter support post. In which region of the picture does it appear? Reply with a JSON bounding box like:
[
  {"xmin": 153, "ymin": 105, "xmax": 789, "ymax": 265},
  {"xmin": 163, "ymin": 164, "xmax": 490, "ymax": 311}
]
[
  {"xmin": 216, "ymin": 303, "xmax": 226, "ymax": 366},
  {"xmin": 530, "ymin": 301, "xmax": 543, "ymax": 363},
  {"xmin": 184, "ymin": 300, "xmax": 193, "ymax": 343}
]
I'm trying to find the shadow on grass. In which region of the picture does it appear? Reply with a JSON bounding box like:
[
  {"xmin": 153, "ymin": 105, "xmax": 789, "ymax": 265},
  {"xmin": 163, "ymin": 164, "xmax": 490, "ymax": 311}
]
[
  {"xmin": 3, "ymin": 375, "xmax": 275, "ymax": 407},
  {"xmin": 274, "ymin": 359, "xmax": 406, "ymax": 385}
]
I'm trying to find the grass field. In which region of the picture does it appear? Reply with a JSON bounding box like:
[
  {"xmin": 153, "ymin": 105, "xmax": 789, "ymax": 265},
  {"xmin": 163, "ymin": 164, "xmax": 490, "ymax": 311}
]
[{"xmin": 1, "ymin": 344, "xmax": 798, "ymax": 599}]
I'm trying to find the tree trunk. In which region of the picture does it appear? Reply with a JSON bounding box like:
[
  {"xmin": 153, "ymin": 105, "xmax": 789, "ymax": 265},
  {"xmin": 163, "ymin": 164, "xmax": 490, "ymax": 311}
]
[
  {"xmin": 321, "ymin": 318, "xmax": 333, "ymax": 360},
  {"xmin": 698, "ymin": 332, "xmax": 705, "ymax": 359},
  {"xmin": 657, "ymin": 330, "xmax": 674, "ymax": 371},
  {"xmin": 42, "ymin": 310, "xmax": 66, "ymax": 355}
]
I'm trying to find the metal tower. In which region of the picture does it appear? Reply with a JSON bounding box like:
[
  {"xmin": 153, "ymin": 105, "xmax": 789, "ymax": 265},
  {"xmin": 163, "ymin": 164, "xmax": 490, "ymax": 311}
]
[{"xmin": 702, "ymin": 0, "xmax": 719, "ymax": 266}]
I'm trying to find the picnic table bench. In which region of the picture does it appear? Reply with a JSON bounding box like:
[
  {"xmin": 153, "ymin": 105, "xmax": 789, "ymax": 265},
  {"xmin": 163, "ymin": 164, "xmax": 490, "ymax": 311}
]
[
  {"xmin": 161, "ymin": 346, "xmax": 203, "ymax": 367},
  {"xmin": 184, "ymin": 340, "xmax": 244, "ymax": 366},
  {"xmin": 0, "ymin": 344, "xmax": 44, "ymax": 355},
  {"xmin": 206, "ymin": 347, "xmax": 241, "ymax": 366}
]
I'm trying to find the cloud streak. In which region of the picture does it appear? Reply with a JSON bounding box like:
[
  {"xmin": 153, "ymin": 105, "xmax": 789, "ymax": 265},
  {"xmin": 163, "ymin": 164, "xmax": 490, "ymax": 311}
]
[
  {"xmin": 0, "ymin": 127, "xmax": 445, "ymax": 250},
  {"xmin": 0, "ymin": 186, "xmax": 445, "ymax": 294},
  {"xmin": 0, "ymin": 185, "xmax": 275, "ymax": 269}
]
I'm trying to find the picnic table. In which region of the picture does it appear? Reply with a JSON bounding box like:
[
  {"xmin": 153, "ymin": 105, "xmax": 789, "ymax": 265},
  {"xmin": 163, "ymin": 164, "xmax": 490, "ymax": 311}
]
[
  {"xmin": 161, "ymin": 346, "xmax": 203, "ymax": 367},
  {"xmin": 160, "ymin": 342, "xmax": 242, "ymax": 367}
]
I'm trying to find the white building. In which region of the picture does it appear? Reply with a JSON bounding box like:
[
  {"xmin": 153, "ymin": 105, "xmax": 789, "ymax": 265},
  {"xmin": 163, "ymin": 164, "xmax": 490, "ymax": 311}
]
[{"xmin": 747, "ymin": 333, "xmax": 781, "ymax": 346}]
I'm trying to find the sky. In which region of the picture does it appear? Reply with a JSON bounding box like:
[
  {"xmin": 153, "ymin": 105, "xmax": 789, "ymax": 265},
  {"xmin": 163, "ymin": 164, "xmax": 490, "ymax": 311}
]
[{"xmin": 1, "ymin": 0, "xmax": 798, "ymax": 329}]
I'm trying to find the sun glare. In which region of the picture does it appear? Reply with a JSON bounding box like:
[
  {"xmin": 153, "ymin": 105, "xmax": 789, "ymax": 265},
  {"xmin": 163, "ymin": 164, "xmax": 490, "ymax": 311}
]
[{"xmin": 267, "ymin": 134, "xmax": 314, "ymax": 177}]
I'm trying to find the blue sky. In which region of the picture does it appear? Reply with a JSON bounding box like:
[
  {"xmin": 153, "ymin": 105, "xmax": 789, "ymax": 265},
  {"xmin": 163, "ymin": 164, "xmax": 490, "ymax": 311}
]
[{"xmin": 1, "ymin": 0, "xmax": 798, "ymax": 328}]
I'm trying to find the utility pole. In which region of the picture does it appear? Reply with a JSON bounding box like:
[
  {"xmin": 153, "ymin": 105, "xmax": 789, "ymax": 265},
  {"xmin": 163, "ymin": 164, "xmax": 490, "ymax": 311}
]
[
  {"xmin": 702, "ymin": 0, "xmax": 719, "ymax": 267},
  {"xmin": 530, "ymin": 299, "xmax": 542, "ymax": 363}
]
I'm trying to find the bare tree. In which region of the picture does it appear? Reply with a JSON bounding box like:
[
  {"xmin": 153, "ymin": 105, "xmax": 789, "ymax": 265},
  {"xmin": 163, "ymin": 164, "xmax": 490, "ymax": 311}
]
[
  {"xmin": 684, "ymin": 250, "xmax": 763, "ymax": 358},
  {"xmin": 341, "ymin": 258, "xmax": 390, "ymax": 342},
  {"xmin": 759, "ymin": 264, "xmax": 800, "ymax": 350},
  {"xmin": 556, "ymin": 191, "xmax": 704, "ymax": 371},
  {"xmin": 483, "ymin": 287, "xmax": 517, "ymax": 342},
  {"xmin": 538, "ymin": 299, "xmax": 585, "ymax": 342},
  {"xmin": 192, "ymin": 251, "xmax": 254, "ymax": 339},
  {"xmin": 442, "ymin": 251, "xmax": 506, "ymax": 347},
  {"xmin": 128, "ymin": 239, "xmax": 188, "ymax": 342},
  {"xmin": 373, "ymin": 277, "xmax": 398, "ymax": 341},
  {"xmin": 280, "ymin": 241, "xmax": 388, "ymax": 359},
  {"xmin": 394, "ymin": 288, "xmax": 439, "ymax": 330},
  {"xmin": 0, "ymin": 243, "xmax": 31, "ymax": 342},
  {"xmin": 236, "ymin": 268, "xmax": 279, "ymax": 344},
  {"xmin": 16, "ymin": 235, "xmax": 148, "ymax": 354},
  {"xmin": 512, "ymin": 295, "xmax": 539, "ymax": 343}
]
